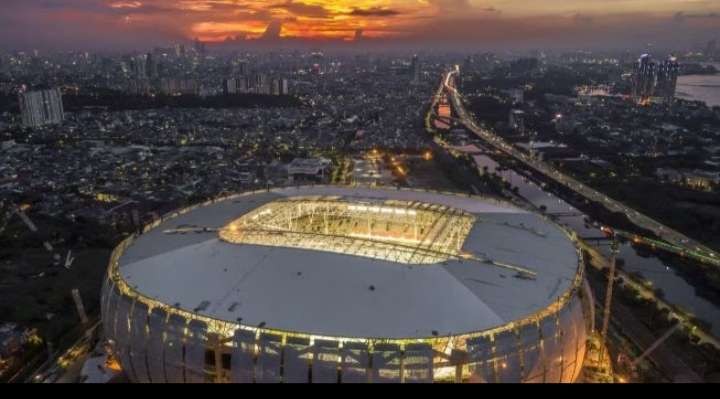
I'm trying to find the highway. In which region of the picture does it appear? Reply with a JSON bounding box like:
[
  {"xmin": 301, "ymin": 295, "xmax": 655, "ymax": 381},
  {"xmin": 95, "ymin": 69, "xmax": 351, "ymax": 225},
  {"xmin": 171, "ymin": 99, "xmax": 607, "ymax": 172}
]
[{"xmin": 441, "ymin": 68, "xmax": 720, "ymax": 269}]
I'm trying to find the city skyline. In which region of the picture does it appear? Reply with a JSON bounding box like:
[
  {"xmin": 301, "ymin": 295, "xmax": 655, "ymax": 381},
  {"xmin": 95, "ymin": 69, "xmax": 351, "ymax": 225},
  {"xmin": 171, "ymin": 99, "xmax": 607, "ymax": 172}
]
[
  {"xmin": 2, "ymin": 1, "xmax": 720, "ymax": 51},
  {"xmin": 2, "ymin": 1, "xmax": 720, "ymax": 385}
]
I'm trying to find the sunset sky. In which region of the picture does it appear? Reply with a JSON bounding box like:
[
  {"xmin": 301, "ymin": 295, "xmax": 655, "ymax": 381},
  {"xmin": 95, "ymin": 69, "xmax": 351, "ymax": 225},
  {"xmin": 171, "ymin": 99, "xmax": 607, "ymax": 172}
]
[{"xmin": 2, "ymin": 1, "xmax": 719, "ymax": 50}]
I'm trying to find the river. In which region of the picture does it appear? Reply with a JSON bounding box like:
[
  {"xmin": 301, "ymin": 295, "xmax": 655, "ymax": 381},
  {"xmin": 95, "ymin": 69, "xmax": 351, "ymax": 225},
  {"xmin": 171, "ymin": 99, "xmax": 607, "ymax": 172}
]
[
  {"xmin": 472, "ymin": 153, "xmax": 720, "ymax": 336},
  {"xmin": 677, "ymin": 63, "xmax": 720, "ymax": 107}
]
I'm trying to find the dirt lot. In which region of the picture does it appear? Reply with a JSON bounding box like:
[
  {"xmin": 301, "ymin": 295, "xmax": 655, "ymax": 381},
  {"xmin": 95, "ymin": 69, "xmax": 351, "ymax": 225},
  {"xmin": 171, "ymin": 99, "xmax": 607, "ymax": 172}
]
[
  {"xmin": 405, "ymin": 156, "xmax": 469, "ymax": 192},
  {"xmin": 0, "ymin": 247, "xmax": 111, "ymax": 342}
]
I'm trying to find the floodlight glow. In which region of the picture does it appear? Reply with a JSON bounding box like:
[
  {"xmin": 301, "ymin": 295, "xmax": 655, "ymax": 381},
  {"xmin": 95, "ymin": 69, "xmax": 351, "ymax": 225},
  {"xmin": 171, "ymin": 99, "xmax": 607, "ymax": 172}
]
[{"xmin": 219, "ymin": 197, "xmax": 475, "ymax": 265}]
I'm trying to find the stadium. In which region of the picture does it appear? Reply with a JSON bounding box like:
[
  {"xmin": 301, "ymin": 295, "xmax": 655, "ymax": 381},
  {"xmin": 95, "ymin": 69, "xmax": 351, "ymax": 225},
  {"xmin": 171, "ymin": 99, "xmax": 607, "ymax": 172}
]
[{"xmin": 101, "ymin": 185, "xmax": 591, "ymax": 383}]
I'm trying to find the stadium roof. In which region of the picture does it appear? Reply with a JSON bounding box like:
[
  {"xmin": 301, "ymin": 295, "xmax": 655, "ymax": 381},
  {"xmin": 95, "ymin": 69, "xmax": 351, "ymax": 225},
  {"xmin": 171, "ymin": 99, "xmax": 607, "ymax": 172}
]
[{"xmin": 118, "ymin": 186, "xmax": 581, "ymax": 339}]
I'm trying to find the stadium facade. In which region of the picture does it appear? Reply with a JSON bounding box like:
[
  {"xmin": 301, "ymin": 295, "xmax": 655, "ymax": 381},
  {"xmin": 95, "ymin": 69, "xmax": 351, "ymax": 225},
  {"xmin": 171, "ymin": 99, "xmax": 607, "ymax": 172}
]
[{"xmin": 101, "ymin": 186, "xmax": 591, "ymax": 383}]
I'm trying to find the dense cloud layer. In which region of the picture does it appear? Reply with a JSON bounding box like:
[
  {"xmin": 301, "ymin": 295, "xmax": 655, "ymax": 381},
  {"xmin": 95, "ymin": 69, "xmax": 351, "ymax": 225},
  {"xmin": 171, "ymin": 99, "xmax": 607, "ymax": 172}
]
[{"xmin": 0, "ymin": 0, "xmax": 718, "ymax": 51}]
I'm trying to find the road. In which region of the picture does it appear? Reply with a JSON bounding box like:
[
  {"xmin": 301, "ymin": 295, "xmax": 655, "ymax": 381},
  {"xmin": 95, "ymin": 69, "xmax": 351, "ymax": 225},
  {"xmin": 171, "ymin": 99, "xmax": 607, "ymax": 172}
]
[{"xmin": 441, "ymin": 68, "xmax": 720, "ymax": 268}]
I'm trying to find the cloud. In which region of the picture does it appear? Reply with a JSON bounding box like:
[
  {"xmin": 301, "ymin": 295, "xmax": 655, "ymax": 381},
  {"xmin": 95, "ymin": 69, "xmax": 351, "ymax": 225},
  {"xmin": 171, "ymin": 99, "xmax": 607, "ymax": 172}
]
[
  {"xmin": 428, "ymin": 0, "xmax": 472, "ymax": 8},
  {"xmin": 38, "ymin": 0, "xmax": 100, "ymax": 9},
  {"xmin": 674, "ymin": 10, "xmax": 719, "ymax": 22},
  {"xmin": 2, "ymin": 1, "xmax": 720, "ymax": 50},
  {"xmin": 573, "ymin": 13, "xmax": 594, "ymax": 24},
  {"xmin": 349, "ymin": 7, "xmax": 401, "ymax": 17},
  {"xmin": 686, "ymin": 12, "xmax": 719, "ymax": 18},
  {"xmin": 269, "ymin": 1, "xmax": 331, "ymax": 19},
  {"xmin": 108, "ymin": 1, "xmax": 143, "ymax": 9}
]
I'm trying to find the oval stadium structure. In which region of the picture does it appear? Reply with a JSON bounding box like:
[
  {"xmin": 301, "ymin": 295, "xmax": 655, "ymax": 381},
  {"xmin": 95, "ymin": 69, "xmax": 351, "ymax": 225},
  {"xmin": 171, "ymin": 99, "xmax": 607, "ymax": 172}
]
[{"xmin": 101, "ymin": 185, "xmax": 591, "ymax": 383}]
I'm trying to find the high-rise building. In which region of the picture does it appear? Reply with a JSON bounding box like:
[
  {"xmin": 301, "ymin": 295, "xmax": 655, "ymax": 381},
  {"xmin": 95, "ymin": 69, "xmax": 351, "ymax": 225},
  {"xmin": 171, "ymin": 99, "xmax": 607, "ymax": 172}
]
[
  {"xmin": 509, "ymin": 109, "xmax": 525, "ymax": 134},
  {"xmin": 194, "ymin": 38, "xmax": 206, "ymax": 57},
  {"xmin": 632, "ymin": 54, "xmax": 655, "ymax": 104},
  {"xmin": 705, "ymin": 39, "xmax": 717, "ymax": 60},
  {"xmin": 132, "ymin": 55, "xmax": 148, "ymax": 80},
  {"xmin": 631, "ymin": 54, "xmax": 678, "ymax": 105},
  {"xmin": 656, "ymin": 56, "xmax": 679, "ymax": 105},
  {"xmin": 18, "ymin": 88, "xmax": 64, "ymax": 128},
  {"xmin": 305, "ymin": 51, "xmax": 323, "ymax": 75},
  {"xmin": 127, "ymin": 79, "xmax": 152, "ymax": 96},
  {"xmin": 234, "ymin": 60, "xmax": 248, "ymax": 76},
  {"xmin": 159, "ymin": 78, "xmax": 199, "ymax": 96},
  {"xmin": 223, "ymin": 77, "xmax": 250, "ymax": 95},
  {"xmin": 146, "ymin": 52, "xmax": 158, "ymax": 79},
  {"xmin": 272, "ymin": 78, "xmax": 289, "ymax": 96},
  {"xmin": 174, "ymin": 44, "xmax": 186, "ymax": 58},
  {"xmin": 411, "ymin": 54, "xmax": 421, "ymax": 84},
  {"xmin": 223, "ymin": 78, "xmax": 238, "ymax": 95},
  {"xmin": 225, "ymin": 76, "xmax": 287, "ymax": 96},
  {"xmin": 253, "ymin": 74, "xmax": 269, "ymax": 94}
]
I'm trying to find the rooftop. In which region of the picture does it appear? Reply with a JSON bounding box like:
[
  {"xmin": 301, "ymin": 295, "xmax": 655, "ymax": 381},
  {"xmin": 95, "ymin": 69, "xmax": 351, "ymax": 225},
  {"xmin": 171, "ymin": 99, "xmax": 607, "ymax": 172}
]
[{"xmin": 117, "ymin": 186, "xmax": 581, "ymax": 339}]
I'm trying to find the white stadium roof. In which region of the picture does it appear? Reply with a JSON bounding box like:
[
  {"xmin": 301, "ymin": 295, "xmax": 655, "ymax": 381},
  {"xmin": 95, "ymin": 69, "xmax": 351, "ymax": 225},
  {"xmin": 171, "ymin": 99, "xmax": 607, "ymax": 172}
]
[{"xmin": 118, "ymin": 186, "xmax": 581, "ymax": 339}]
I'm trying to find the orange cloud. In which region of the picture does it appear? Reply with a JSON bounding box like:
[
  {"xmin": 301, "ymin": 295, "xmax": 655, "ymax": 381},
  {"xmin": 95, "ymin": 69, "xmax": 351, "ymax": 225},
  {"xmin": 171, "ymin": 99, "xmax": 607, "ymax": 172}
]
[
  {"xmin": 109, "ymin": 1, "xmax": 143, "ymax": 8},
  {"xmin": 2, "ymin": 0, "xmax": 718, "ymax": 50},
  {"xmin": 180, "ymin": 0, "xmax": 421, "ymax": 41}
]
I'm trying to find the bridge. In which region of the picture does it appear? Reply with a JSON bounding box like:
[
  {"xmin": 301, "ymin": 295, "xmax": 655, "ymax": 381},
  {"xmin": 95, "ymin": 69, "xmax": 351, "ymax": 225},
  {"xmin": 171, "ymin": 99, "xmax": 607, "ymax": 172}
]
[
  {"xmin": 579, "ymin": 236, "xmax": 613, "ymax": 242},
  {"xmin": 610, "ymin": 228, "xmax": 720, "ymax": 268},
  {"xmin": 547, "ymin": 211, "xmax": 585, "ymax": 218}
]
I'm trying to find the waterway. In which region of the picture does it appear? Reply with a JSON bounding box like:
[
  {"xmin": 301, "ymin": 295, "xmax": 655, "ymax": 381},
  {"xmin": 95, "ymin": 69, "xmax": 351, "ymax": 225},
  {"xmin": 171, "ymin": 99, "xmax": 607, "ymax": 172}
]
[
  {"xmin": 472, "ymin": 153, "xmax": 720, "ymax": 336},
  {"xmin": 677, "ymin": 63, "xmax": 720, "ymax": 107}
]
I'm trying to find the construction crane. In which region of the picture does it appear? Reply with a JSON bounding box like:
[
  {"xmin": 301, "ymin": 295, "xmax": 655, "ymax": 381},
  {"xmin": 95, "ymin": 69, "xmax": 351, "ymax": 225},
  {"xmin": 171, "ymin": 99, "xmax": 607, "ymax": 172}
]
[
  {"xmin": 600, "ymin": 233, "xmax": 620, "ymax": 364},
  {"xmin": 3, "ymin": 201, "xmax": 62, "ymax": 263},
  {"xmin": 104, "ymin": 200, "xmax": 139, "ymax": 216},
  {"xmin": 64, "ymin": 250, "xmax": 75, "ymax": 270},
  {"xmin": 601, "ymin": 238, "xmax": 619, "ymax": 338},
  {"xmin": 630, "ymin": 323, "xmax": 681, "ymax": 368},
  {"xmin": 613, "ymin": 323, "xmax": 684, "ymax": 382},
  {"xmin": 15, "ymin": 205, "xmax": 55, "ymax": 253},
  {"xmin": 71, "ymin": 288, "xmax": 89, "ymax": 326}
]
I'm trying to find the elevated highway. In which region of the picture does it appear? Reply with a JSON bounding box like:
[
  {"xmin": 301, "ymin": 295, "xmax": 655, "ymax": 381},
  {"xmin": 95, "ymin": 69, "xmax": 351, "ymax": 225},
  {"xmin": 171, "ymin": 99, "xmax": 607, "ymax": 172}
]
[{"xmin": 441, "ymin": 68, "xmax": 720, "ymax": 269}]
